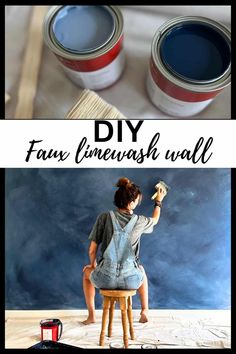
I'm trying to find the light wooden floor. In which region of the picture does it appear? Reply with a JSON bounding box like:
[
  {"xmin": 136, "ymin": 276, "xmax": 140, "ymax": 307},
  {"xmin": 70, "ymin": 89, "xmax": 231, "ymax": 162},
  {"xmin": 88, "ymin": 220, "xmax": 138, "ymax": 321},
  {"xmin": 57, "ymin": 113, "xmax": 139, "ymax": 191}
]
[{"xmin": 5, "ymin": 309, "xmax": 231, "ymax": 349}]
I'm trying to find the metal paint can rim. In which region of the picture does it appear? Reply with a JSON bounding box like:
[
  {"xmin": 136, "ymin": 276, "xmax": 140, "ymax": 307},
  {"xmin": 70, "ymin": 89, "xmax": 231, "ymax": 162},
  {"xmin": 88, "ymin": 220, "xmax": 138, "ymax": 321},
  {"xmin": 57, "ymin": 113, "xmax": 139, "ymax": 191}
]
[
  {"xmin": 40, "ymin": 319, "xmax": 61, "ymax": 327},
  {"xmin": 151, "ymin": 16, "xmax": 231, "ymax": 93},
  {"xmin": 43, "ymin": 5, "xmax": 123, "ymax": 61}
]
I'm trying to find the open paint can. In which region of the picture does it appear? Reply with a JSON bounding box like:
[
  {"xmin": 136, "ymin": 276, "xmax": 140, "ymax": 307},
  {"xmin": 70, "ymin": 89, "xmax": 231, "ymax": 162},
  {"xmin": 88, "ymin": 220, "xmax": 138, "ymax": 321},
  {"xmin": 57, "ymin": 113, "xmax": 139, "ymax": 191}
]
[
  {"xmin": 43, "ymin": 6, "xmax": 124, "ymax": 90},
  {"xmin": 147, "ymin": 16, "xmax": 231, "ymax": 117},
  {"xmin": 40, "ymin": 319, "xmax": 63, "ymax": 341}
]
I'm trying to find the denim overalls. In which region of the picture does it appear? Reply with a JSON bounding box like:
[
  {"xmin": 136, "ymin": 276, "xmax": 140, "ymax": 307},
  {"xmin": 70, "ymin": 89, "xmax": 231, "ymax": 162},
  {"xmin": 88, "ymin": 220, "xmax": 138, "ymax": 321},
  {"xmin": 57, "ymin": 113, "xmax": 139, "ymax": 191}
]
[{"xmin": 90, "ymin": 211, "xmax": 144, "ymax": 289}]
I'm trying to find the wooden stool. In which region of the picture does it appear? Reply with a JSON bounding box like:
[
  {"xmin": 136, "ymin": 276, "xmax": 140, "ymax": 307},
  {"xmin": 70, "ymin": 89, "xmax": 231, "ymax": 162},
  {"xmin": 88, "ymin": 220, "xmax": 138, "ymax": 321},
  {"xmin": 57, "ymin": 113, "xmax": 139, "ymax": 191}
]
[{"xmin": 99, "ymin": 289, "xmax": 136, "ymax": 349}]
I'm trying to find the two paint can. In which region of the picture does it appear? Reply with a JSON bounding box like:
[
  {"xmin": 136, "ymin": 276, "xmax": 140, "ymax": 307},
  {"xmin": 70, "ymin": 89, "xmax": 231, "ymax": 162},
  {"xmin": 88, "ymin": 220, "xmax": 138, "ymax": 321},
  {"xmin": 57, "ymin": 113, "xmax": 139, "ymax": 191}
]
[
  {"xmin": 43, "ymin": 7, "xmax": 231, "ymax": 117},
  {"xmin": 43, "ymin": 6, "xmax": 124, "ymax": 90},
  {"xmin": 40, "ymin": 319, "xmax": 63, "ymax": 342}
]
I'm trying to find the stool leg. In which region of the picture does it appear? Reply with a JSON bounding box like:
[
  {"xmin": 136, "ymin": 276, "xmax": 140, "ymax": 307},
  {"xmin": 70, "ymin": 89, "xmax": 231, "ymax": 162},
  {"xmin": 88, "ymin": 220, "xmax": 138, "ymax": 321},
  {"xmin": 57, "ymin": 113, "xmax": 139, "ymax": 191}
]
[
  {"xmin": 108, "ymin": 300, "xmax": 115, "ymax": 337},
  {"xmin": 120, "ymin": 297, "xmax": 129, "ymax": 349},
  {"xmin": 127, "ymin": 296, "xmax": 135, "ymax": 340},
  {"xmin": 99, "ymin": 297, "xmax": 110, "ymax": 346}
]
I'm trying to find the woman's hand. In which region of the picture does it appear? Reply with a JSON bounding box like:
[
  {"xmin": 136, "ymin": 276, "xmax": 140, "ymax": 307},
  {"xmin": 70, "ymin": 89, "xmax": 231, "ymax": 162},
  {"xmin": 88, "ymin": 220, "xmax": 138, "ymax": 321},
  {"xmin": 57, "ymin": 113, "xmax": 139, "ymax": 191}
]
[
  {"xmin": 155, "ymin": 186, "xmax": 167, "ymax": 202},
  {"xmin": 83, "ymin": 264, "xmax": 96, "ymax": 272}
]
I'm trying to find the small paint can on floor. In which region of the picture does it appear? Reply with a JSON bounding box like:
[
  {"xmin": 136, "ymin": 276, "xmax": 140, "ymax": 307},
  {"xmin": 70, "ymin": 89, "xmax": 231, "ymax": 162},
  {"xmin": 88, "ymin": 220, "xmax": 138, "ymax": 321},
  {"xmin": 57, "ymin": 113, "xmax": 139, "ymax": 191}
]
[
  {"xmin": 43, "ymin": 6, "xmax": 125, "ymax": 90},
  {"xmin": 146, "ymin": 16, "xmax": 231, "ymax": 117},
  {"xmin": 40, "ymin": 319, "xmax": 63, "ymax": 342}
]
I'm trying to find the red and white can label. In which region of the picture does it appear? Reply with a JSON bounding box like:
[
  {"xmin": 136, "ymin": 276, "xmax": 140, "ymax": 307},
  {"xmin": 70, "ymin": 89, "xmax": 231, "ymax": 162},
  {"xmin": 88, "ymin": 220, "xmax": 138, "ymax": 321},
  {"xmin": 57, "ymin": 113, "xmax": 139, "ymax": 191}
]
[
  {"xmin": 42, "ymin": 328, "xmax": 53, "ymax": 340},
  {"xmin": 146, "ymin": 68, "xmax": 214, "ymax": 117},
  {"xmin": 61, "ymin": 49, "xmax": 125, "ymax": 90}
]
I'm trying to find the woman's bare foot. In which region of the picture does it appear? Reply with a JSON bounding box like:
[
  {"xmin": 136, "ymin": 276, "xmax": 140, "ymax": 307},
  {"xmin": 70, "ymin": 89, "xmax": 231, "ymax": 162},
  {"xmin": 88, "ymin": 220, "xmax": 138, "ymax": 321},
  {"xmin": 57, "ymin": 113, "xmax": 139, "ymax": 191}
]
[
  {"xmin": 82, "ymin": 316, "xmax": 96, "ymax": 325},
  {"xmin": 139, "ymin": 310, "xmax": 149, "ymax": 323}
]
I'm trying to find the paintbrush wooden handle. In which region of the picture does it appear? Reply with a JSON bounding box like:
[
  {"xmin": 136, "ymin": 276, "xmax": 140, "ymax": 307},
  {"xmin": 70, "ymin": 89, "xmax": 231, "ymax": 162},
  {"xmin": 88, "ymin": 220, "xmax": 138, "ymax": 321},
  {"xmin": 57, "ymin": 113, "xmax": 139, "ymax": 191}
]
[{"xmin": 151, "ymin": 192, "xmax": 158, "ymax": 200}]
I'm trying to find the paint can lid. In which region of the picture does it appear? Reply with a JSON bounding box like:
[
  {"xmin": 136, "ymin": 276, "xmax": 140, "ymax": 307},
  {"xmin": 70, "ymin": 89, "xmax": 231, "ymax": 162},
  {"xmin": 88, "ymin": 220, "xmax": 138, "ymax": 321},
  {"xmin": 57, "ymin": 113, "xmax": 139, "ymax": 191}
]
[
  {"xmin": 128, "ymin": 344, "xmax": 142, "ymax": 349},
  {"xmin": 109, "ymin": 342, "xmax": 124, "ymax": 349},
  {"xmin": 159, "ymin": 21, "xmax": 231, "ymax": 84},
  {"xmin": 141, "ymin": 343, "xmax": 157, "ymax": 349},
  {"xmin": 52, "ymin": 6, "xmax": 116, "ymax": 54}
]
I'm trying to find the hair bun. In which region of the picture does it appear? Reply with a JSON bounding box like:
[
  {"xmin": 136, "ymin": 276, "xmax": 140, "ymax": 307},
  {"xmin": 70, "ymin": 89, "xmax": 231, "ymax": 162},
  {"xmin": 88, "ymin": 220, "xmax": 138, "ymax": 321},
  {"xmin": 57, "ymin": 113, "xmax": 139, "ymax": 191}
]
[{"xmin": 116, "ymin": 177, "xmax": 131, "ymax": 188}]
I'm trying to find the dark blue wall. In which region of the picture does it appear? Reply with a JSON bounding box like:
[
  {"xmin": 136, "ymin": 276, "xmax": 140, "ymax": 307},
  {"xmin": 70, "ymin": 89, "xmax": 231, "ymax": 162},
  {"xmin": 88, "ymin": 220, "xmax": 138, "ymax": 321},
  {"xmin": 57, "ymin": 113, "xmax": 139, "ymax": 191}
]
[{"xmin": 5, "ymin": 169, "xmax": 231, "ymax": 310}]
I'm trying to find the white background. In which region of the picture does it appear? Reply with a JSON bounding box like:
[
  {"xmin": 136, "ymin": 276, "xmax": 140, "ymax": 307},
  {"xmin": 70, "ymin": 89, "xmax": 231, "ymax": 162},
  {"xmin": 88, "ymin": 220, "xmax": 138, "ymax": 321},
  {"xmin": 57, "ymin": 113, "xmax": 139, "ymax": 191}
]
[{"xmin": 0, "ymin": 120, "xmax": 235, "ymax": 168}]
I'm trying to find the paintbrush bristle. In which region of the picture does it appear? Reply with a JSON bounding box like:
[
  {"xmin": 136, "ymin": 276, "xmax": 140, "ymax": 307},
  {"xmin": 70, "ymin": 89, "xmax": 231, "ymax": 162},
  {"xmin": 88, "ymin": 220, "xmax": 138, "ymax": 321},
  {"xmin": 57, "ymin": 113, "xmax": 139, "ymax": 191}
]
[{"xmin": 65, "ymin": 89, "xmax": 126, "ymax": 119}]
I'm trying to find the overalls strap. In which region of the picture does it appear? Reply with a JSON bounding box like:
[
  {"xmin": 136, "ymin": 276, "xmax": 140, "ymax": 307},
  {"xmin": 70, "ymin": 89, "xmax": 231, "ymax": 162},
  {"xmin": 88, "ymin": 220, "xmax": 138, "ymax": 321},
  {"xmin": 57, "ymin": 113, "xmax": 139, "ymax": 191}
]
[{"xmin": 110, "ymin": 211, "xmax": 138, "ymax": 233}]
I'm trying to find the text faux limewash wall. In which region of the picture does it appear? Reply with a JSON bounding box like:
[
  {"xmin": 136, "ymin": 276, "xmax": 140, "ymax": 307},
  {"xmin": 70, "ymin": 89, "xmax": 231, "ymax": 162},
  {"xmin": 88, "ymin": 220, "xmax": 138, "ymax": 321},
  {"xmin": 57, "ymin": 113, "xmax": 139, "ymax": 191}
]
[{"xmin": 5, "ymin": 168, "xmax": 230, "ymax": 309}]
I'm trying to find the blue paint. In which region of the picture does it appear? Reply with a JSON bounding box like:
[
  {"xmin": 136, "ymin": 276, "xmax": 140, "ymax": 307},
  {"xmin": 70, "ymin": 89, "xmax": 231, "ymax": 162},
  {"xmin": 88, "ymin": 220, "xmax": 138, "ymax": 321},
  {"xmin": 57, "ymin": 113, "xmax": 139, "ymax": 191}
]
[
  {"xmin": 160, "ymin": 23, "xmax": 231, "ymax": 82},
  {"xmin": 52, "ymin": 6, "xmax": 115, "ymax": 53}
]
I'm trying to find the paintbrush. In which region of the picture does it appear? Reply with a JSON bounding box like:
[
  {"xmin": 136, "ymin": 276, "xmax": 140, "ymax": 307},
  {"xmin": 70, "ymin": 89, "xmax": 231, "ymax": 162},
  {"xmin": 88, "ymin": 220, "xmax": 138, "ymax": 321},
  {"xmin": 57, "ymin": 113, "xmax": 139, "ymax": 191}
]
[{"xmin": 151, "ymin": 180, "xmax": 170, "ymax": 200}]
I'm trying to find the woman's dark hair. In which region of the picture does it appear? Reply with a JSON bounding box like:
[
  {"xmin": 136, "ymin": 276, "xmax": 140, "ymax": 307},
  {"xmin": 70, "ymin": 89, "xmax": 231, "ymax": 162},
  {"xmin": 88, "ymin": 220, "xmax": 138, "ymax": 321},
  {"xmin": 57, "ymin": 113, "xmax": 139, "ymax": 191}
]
[{"xmin": 114, "ymin": 177, "xmax": 142, "ymax": 209}]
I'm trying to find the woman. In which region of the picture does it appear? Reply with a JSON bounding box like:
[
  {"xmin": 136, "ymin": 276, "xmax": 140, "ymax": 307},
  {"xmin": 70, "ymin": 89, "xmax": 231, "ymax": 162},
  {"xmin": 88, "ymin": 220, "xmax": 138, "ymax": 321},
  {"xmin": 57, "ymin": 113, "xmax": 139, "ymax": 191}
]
[{"xmin": 82, "ymin": 177, "xmax": 166, "ymax": 324}]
